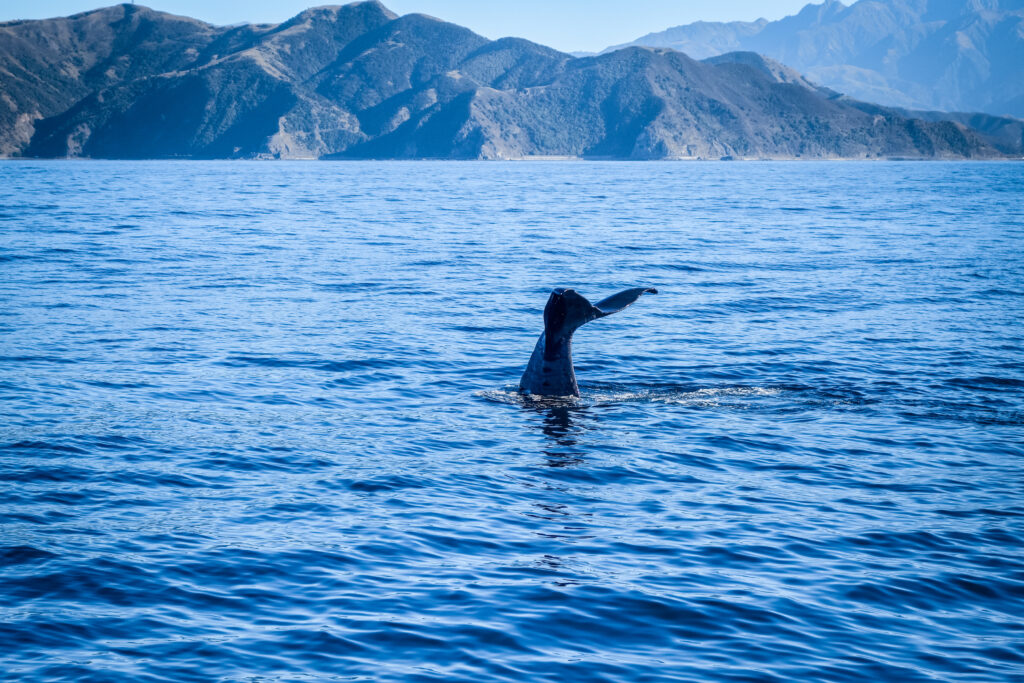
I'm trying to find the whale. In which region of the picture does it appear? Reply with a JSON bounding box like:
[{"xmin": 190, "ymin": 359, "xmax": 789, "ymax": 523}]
[{"xmin": 519, "ymin": 287, "xmax": 657, "ymax": 397}]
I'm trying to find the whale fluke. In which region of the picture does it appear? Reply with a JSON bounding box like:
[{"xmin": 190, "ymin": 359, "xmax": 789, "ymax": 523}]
[
  {"xmin": 519, "ymin": 287, "xmax": 657, "ymax": 398},
  {"xmin": 593, "ymin": 287, "xmax": 658, "ymax": 316}
]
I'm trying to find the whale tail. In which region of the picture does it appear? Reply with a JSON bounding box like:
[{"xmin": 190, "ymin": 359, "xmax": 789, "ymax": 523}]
[
  {"xmin": 519, "ymin": 286, "xmax": 657, "ymax": 397},
  {"xmin": 593, "ymin": 287, "xmax": 658, "ymax": 317}
]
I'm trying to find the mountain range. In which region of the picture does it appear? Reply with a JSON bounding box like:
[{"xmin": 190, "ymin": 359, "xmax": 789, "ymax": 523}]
[
  {"xmin": 611, "ymin": 0, "xmax": 1024, "ymax": 119},
  {"xmin": 0, "ymin": 2, "xmax": 1021, "ymax": 159}
]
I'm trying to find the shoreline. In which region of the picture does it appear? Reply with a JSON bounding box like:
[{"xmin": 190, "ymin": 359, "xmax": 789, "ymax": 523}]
[{"xmin": 1, "ymin": 156, "xmax": 1021, "ymax": 162}]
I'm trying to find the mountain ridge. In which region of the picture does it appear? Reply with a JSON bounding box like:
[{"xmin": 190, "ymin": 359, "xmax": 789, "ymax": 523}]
[
  {"xmin": 610, "ymin": 0, "xmax": 1024, "ymax": 119},
  {"xmin": 1, "ymin": 2, "xmax": 1021, "ymax": 160}
]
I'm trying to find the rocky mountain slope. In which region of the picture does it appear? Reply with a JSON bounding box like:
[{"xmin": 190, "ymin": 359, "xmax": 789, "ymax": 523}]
[
  {"xmin": 611, "ymin": 0, "xmax": 1024, "ymax": 118},
  {"xmin": 1, "ymin": 2, "xmax": 1019, "ymax": 159}
]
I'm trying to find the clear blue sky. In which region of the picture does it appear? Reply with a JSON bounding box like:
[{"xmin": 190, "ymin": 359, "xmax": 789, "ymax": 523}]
[{"xmin": 1, "ymin": 1, "xmax": 816, "ymax": 52}]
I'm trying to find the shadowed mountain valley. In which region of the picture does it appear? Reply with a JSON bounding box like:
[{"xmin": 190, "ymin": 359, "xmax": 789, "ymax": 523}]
[{"xmin": 1, "ymin": 1, "xmax": 1021, "ymax": 159}]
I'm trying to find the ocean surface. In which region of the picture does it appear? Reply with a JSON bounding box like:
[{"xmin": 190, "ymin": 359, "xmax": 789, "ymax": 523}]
[{"xmin": 1, "ymin": 160, "xmax": 1022, "ymax": 682}]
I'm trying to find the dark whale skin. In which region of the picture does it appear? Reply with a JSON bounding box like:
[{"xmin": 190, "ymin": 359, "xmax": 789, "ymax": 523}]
[{"xmin": 519, "ymin": 287, "xmax": 656, "ymax": 397}]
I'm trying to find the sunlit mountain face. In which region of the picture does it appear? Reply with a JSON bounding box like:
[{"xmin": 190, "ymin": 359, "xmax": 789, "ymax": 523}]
[{"xmin": 0, "ymin": 2, "xmax": 1019, "ymax": 159}]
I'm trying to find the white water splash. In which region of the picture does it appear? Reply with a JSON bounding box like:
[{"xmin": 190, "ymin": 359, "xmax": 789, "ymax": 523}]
[{"xmin": 478, "ymin": 385, "xmax": 785, "ymax": 408}]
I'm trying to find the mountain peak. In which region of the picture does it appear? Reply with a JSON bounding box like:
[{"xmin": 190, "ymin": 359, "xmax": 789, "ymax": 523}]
[
  {"xmin": 278, "ymin": 1, "xmax": 397, "ymax": 29},
  {"xmin": 1, "ymin": 2, "xmax": 1016, "ymax": 159},
  {"xmin": 704, "ymin": 51, "xmax": 821, "ymax": 90},
  {"xmin": 613, "ymin": 0, "xmax": 1024, "ymax": 117},
  {"xmin": 788, "ymin": 0, "xmax": 848, "ymax": 27}
]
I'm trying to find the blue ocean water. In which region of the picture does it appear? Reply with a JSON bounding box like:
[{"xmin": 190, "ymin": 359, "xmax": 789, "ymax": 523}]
[{"xmin": 1, "ymin": 160, "xmax": 1022, "ymax": 682}]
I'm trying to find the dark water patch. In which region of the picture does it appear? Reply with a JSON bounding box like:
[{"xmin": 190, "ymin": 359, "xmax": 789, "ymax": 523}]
[
  {"xmin": 185, "ymin": 281, "xmax": 257, "ymax": 290},
  {"xmin": 844, "ymin": 572, "xmax": 1024, "ymax": 615},
  {"xmin": 348, "ymin": 474, "xmax": 427, "ymax": 493},
  {"xmin": 945, "ymin": 375, "xmax": 1024, "ymax": 390},
  {"xmin": 107, "ymin": 469, "xmax": 233, "ymax": 490},
  {"xmin": 80, "ymin": 379, "xmax": 156, "ymax": 389},
  {"xmin": 265, "ymin": 500, "xmax": 339, "ymax": 516},
  {"xmin": 840, "ymin": 529, "xmax": 965, "ymax": 555},
  {"xmin": 324, "ymin": 370, "xmax": 405, "ymax": 388},
  {"xmin": 194, "ymin": 450, "xmax": 309, "ymax": 474},
  {"xmin": 937, "ymin": 507, "xmax": 1024, "ymax": 519},
  {"xmin": 0, "ymin": 545, "xmax": 60, "ymax": 567},
  {"xmin": 0, "ymin": 511, "xmax": 77, "ymax": 525},
  {"xmin": 76, "ymin": 434, "xmax": 153, "ymax": 452},
  {"xmin": 0, "ymin": 621, "xmax": 96, "ymax": 652},
  {"xmin": 150, "ymin": 388, "xmax": 238, "ymax": 402},
  {"xmin": 0, "ymin": 465, "xmax": 95, "ymax": 484},
  {"xmin": 979, "ymin": 287, "xmax": 1024, "ymax": 297},
  {"xmin": 0, "ymin": 253, "xmax": 34, "ymax": 263},
  {"xmin": 0, "ymin": 355, "xmax": 75, "ymax": 364},
  {"xmin": 1, "ymin": 440, "xmax": 89, "ymax": 456},
  {"xmin": 218, "ymin": 354, "xmax": 407, "ymax": 372},
  {"xmin": 897, "ymin": 400, "xmax": 1024, "ymax": 427}
]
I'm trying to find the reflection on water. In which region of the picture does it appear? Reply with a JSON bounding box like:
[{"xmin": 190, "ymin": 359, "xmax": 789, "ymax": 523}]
[{"xmin": 525, "ymin": 403, "xmax": 592, "ymax": 466}]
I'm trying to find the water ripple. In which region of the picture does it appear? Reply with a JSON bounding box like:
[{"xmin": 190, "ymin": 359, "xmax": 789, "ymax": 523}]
[{"xmin": 0, "ymin": 160, "xmax": 1022, "ymax": 681}]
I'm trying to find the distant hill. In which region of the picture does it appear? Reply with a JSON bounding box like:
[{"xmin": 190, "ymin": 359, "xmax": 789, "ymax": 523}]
[
  {"xmin": 1, "ymin": 2, "xmax": 1020, "ymax": 159},
  {"xmin": 610, "ymin": 0, "xmax": 1024, "ymax": 119}
]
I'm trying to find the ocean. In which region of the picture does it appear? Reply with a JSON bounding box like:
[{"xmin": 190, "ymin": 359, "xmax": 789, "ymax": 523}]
[{"xmin": 1, "ymin": 160, "xmax": 1022, "ymax": 681}]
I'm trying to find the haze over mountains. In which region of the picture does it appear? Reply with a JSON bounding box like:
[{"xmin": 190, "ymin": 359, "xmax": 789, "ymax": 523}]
[
  {"xmin": 0, "ymin": 1, "xmax": 1020, "ymax": 159},
  {"xmin": 613, "ymin": 0, "xmax": 1024, "ymax": 119}
]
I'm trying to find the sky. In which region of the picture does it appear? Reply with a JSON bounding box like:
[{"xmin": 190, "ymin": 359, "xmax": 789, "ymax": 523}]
[{"xmin": 1, "ymin": 0, "xmax": 816, "ymax": 53}]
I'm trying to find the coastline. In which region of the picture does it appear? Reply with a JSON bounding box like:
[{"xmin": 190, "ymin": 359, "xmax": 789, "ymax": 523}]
[{"xmin": 1, "ymin": 155, "xmax": 1022, "ymax": 162}]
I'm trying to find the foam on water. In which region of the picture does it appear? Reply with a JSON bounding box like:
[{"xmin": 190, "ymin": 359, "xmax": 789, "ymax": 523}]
[{"xmin": 479, "ymin": 384, "xmax": 786, "ymax": 408}]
